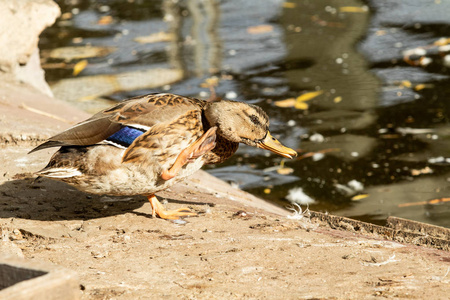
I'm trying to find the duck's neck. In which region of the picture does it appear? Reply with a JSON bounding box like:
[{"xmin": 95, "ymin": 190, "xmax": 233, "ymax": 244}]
[{"xmin": 201, "ymin": 110, "xmax": 239, "ymax": 164}]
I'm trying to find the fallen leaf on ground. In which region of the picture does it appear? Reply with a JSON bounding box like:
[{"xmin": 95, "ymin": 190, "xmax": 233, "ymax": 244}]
[{"xmin": 247, "ymin": 25, "xmax": 273, "ymax": 34}]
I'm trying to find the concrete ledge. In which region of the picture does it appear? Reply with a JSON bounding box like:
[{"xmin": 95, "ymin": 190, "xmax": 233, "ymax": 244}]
[
  {"xmin": 311, "ymin": 212, "xmax": 450, "ymax": 251},
  {"xmin": 0, "ymin": 255, "xmax": 79, "ymax": 300}
]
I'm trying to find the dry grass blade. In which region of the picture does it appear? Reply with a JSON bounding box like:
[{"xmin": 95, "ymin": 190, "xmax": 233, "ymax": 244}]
[{"xmin": 20, "ymin": 103, "xmax": 72, "ymax": 123}]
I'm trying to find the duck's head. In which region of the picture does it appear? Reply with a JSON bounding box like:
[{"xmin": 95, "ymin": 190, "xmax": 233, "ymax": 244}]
[{"xmin": 204, "ymin": 100, "xmax": 297, "ymax": 159}]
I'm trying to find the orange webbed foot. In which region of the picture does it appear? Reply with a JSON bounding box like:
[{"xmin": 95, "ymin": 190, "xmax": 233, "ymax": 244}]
[{"xmin": 148, "ymin": 195, "xmax": 197, "ymax": 220}]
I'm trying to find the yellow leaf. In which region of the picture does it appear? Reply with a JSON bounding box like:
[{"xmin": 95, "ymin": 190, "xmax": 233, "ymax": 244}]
[
  {"xmin": 274, "ymin": 91, "xmax": 322, "ymax": 109},
  {"xmin": 414, "ymin": 83, "xmax": 433, "ymax": 91},
  {"xmin": 277, "ymin": 167, "xmax": 294, "ymax": 175},
  {"xmin": 247, "ymin": 25, "xmax": 274, "ymax": 34},
  {"xmin": 339, "ymin": 6, "xmax": 368, "ymax": 13},
  {"xmin": 282, "ymin": 2, "xmax": 296, "ymax": 8},
  {"xmin": 264, "ymin": 188, "xmax": 271, "ymax": 194},
  {"xmin": 400, "ymin": 80, "xmax": 412, "ymax": 88},
  {"xmin": 97, "ymin": 15, "xmax": 113, "ymax": 25},
  {"xmin": 351, "ymin": 194, "xmax": 369, "ymax": 201},
  {"xmin": 294, "ymin": 101, "xmax": 309, "ymax": 110},
  {"xmin": 415, "ymin": 84, "xmax": 426, "ymax": 91},
  {"xmin": 73, "ymin": 59, "xmax": 88, "ymax": 76},
  {"xmin": 334, "ymin": 96, "xmax": 342, "ymax": 103},
  {"xmin": 274, "ymin": 98, "xmax": 296, "ymax": 108},
  {"xmin": 296, "ymin": 90, "xmax": 323, "ymax": 102}
]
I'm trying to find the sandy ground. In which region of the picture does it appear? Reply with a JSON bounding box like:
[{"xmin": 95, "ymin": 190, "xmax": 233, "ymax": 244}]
[{"xmin": 1, "ymin": 81, "xmax": 450, "ymax": 299}]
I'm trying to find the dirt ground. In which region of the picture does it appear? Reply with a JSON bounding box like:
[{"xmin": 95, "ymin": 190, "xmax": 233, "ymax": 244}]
[{"xmin": 1, "ymin": 81, "xmax": 450, "ymax": 299}]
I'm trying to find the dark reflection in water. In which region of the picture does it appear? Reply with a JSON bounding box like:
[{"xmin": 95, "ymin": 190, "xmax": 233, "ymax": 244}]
[{"xmin": 39, "ymin": 0, "xmax": 450, "ymax": 228}]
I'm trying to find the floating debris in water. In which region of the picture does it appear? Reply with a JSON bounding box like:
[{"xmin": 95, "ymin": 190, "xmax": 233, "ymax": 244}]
[
  {"xmin": 247, "ymin": 24, "xmax": 274, "ymax": 34},
  {"xmin": 225, "ymin": 91, "xmax": 237, "ymax": 99},
  {"xmin": 73, "ymin": 59, "xmax": 88, "ymax": 76},
  {"xmin": 347, "ymin": 180, "xmax": 364, "ymax": 192},
  {"xmin": 351, "ymin": 194, "xmax": 369, "ymax": 201},
  {"xmin": 309, "ymin": 133, "xmax": 325, "ymax": 143},
  {"xmin": 396, "ymin": 127, "xmax": 434, "ymax": 135},
  {"xmin": 428, "ymin": 157, "xmax": 450, "ymax": 164},
  {"xmin": 286, "ymin": 187, "xmax": 316, "ymax": 205},
  {"xmin": 335, "ymin": 180, "xmax": 364, "ymax": 196},
  {"xmin": 411, "ymin": 166, "xmax": 433, "ymax": 176},
  {"xmin": 312, "ymin": 152, "xmax": 325, "ymax": 161},
  {"xmin": 134, "ymin": 31, "xmax": 175, "ymax": 44}
]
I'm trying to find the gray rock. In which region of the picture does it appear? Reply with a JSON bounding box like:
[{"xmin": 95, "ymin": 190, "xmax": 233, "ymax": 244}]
[{"xmin": 0, "ymin": 0, "xmax": 60, "ymax": 96}]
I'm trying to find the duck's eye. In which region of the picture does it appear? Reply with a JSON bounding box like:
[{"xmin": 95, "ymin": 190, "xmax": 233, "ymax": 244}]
[{"xmin": 249, "ymin": 115, "xmax": 261, "ymax": 126}]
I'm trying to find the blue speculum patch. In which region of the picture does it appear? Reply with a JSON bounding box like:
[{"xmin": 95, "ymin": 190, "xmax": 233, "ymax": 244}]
[{"xmin": 106, "ymin": 126, "xmax": 145, "ymax": 147}]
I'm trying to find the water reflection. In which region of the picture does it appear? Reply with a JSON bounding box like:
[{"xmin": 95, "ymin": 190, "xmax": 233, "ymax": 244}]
[
  {"xmin": 162, "ymin": 0, "xmax": 222, "ymax": 76},
  {"xmin": 39, "ymin": 0, "xmax": 450, "ymax": 228}
]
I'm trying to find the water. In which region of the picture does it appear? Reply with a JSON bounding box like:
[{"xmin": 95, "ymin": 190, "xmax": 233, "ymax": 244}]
[{"xmin": 39, "ymin": 0, "xmax": 450, "ymax": 228}]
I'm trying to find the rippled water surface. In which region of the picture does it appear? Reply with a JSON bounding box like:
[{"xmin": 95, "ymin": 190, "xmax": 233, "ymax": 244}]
[{"xmin": 40, "ymin": 0, "xmax": 450, "ymax": 227}]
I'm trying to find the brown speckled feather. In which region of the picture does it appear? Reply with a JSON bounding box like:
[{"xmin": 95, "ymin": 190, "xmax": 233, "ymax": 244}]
[{"xmin": 122, "ymin": 109, "xmax": 204, "ymax": 169}]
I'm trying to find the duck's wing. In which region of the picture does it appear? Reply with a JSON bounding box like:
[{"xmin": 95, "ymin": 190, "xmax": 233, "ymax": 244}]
[{"xmin": 30, "ymin": 94, "xmax": 204, "ymax": 153}]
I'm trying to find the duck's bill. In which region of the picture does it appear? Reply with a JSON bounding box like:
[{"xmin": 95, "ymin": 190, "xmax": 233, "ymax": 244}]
[{"xmin": 257, "ymin": 132, "xmax": 297, "ymax": 159}]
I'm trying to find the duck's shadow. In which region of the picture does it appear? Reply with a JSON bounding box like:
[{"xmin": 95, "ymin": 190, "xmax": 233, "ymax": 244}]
[{"xmin": 0, "ymin": 177, "xmax": 206, "ymax": 221}]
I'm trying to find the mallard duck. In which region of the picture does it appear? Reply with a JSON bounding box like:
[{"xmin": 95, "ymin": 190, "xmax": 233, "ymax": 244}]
[{"xmin": 30, "ymin": 93, "xmax": 297, "ymax": 219}]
